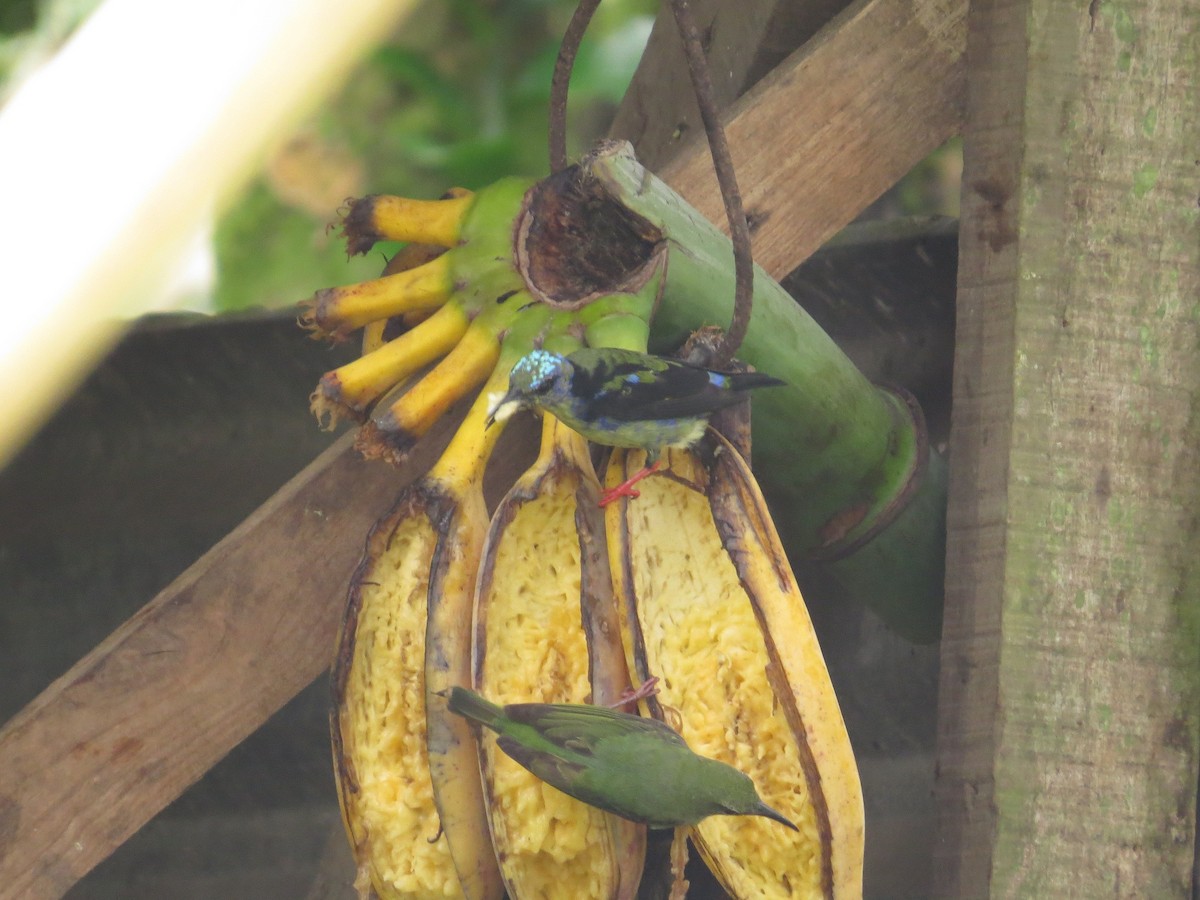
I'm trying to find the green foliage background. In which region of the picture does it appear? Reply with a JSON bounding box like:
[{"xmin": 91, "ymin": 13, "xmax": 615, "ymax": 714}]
[
  {"xmin": 214, "ymin": 0, "xmax": 655, "ymax": 312},
  {"xmin": 1, "ymin": 0, "xmax": 957, "ymax": 316}
]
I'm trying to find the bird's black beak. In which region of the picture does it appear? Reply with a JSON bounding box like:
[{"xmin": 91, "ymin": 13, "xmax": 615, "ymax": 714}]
[
  {"xmin": 485, "ymin": 390, "xmax": 517, "ymax": 428},
  {"xmin": 752, "ymin": 800, "xmax": 799, "ymax": 831}
]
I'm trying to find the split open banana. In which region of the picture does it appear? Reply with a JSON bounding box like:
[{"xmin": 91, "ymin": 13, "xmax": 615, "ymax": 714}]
[{"xmin": 311, "ymin": 166, "xmax": 864, "ymax": 898}]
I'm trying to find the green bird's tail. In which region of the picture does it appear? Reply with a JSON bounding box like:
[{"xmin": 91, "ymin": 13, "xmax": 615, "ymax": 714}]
[{"xmin": 447, "ymin": 686, "xmax": 507, "ymax": 732}]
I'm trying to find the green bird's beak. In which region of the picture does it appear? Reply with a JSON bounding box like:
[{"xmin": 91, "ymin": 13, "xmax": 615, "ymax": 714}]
[{"xmin": 751, "ymin": 800, "xmax": 799, "ymax": 831}]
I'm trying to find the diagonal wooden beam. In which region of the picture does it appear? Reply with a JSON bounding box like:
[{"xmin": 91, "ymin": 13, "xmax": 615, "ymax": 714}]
[
  {"xmin": 610, "ymin": 0, "xmax": 854, "ymax": 171},
  {"xmin": 0, "ymin": 436, "xmax": 408, "ymax": 898},
  {"xmin": 656, "ymin": 0, "xmax": 966, "ymax": 280}
]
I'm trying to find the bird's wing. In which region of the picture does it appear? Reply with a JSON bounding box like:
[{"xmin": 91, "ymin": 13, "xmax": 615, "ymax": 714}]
[
  {"xmin": 571, "ymin": 352, "xmax": 745, "ymax": 422},
  {"xmin": 497, "ymin": 735, "xmax": 588, "ymax": 791},
  {"xmin": 503, "ymin": 701, "xmax": 689, "ymax": 750}
]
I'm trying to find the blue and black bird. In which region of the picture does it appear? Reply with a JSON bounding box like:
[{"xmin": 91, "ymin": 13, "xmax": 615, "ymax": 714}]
[{"xmin": 486, "ymin": 347, "xmax": 785, "ymax": 503}]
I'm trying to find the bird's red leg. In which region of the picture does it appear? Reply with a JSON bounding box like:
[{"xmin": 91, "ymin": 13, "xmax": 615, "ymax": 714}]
[
  {"xmin": 607, "ymin": 675, "xmax": 661, "ymax": 710},
  {"xmin": 598, "ymin": 460, "xmax": 663, "ymax": 507}
]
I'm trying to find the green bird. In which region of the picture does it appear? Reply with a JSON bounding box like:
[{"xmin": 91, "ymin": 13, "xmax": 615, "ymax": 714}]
[
  {"xmin": 485, "ymin": 347, "xmax": 785, "ymax": 503},
  {"xmin": 447, "ymin": 686, "xmax": 797, "ymax": 831}
]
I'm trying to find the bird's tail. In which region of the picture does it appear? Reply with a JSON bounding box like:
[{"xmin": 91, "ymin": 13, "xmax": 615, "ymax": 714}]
[
  {"xmin": 447, "ymin": 686, "xmax": 506, "ymax": 732},
  {"xmin": 728, "ymin": 371, "xmax": 787, "ymax": 391}
]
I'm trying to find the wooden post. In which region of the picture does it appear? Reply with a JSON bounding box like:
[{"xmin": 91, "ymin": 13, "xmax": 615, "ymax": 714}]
[{"xmin": 935, "ymin": 0, "xmax": 1200, "ymax": 894}]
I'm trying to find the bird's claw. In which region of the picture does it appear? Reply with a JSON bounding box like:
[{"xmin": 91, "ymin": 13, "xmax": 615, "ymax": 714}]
[
  {"xmin": 598, "ymin": 461, "xmax": 663, "ymax": 507},
  {"xmin": 599, "ymin": 484, "xmax": 642, "ymax": 507},
  {"xmin": 608, "ymin": 675, "xmax": 661, "ymax": 710}
]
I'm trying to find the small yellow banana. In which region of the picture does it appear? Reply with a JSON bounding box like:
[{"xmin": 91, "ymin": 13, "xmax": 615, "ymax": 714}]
[
  {"xmin": 312, "ymin": 301, "xmax": 470, "ymax": 428},
  {"xmin": 472, "ymin": 414, "xmax": 646, "ymax": 900},
  {"xmin": 605, "ymin": 432, "xmax": 864, "ymax": 900},
  {"xmin": 302, "ymin": 253, "xmax": 455, "ymax": 341},
  {"xmin": 354, "ymin": 294, "xmax": 533, "ymax": 466},
  {"xmin": 341, "ymin": 190, "xmax": 475, "ymax": 256}
]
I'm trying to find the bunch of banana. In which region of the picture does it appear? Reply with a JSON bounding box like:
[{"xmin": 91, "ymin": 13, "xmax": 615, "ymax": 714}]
[
  {"xmin": 309, "ymin": 169, "xmax": 863, "ymax": 899},
  {"xmin": 321, "ymin": 186, "xmax": 655, "ymax": 899},
  {"xmin": 301, "ymin": 180, "xmax": 539, "ymax": 465}
]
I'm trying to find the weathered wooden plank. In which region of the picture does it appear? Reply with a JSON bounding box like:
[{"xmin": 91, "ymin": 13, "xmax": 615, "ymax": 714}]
[
  {"xmin": 0, "ymin": 435, "xmax": 410, "ymax": 899},
  {"xmin": 609, "ymin": 0, "xmax": 851, "ymax": 171},
  {"xmin": 657, "ymin": 0, "xmax": 967, "ymax": 280},
  {"xmin": 934, "ymin": 0, "xmax": 1200, "ymax": 893}
]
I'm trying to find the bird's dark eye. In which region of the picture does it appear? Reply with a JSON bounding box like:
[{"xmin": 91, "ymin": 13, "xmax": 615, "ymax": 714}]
[{"xmin": 531, "ymin": 376, "xmax": 555, "ymax": 395}]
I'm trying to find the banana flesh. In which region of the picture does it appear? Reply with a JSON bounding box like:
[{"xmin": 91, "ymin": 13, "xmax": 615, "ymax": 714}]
[
  {"xmin": 606, "ymin": 435, "xmax": 865, "ymax": 900},
  {"xmin": 472, "ymin": 415, "xmax": 645, "ymax": 900},
  {"xmin": 332, "ymin": 370, "xmax": 510, "ymax": 900}
]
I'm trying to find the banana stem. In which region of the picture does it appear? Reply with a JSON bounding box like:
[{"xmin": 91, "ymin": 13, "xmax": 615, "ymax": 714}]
[{"xmin": 516, "ymin": 142, "xmax": 944, "ymax": 641}]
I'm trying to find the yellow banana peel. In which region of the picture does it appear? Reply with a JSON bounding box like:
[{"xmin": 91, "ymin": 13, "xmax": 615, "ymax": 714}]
[
  {"xmin": 331, "ymin": 372, "xmax": 509, "ymax": 900},
  {"xmin": 355, "ymin": 295, "xmax": 532, "ymax": 466},
  {"xmin": 342, "ymin": 190, "xmax": 475, "ymax": 255},
  {"xmin": 606, "ymin": 433, "xmax": 865, "ymax": 899},
  {"xmin": 301, "ymin": 253, "xmax": 455, "ymax": 341},
  {"xmin": 472, "ymin": 415, "xmax": 645, "ymax": 900}
]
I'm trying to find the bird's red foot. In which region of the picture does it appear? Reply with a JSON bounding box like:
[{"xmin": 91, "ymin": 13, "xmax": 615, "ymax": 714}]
[
  {"xmin": 608, "ymin": 676, "xmax": 661, "ymax": 711},
  {"xmin": 598, "ymin": 461, "xmax": 663, "ymax": 507}
]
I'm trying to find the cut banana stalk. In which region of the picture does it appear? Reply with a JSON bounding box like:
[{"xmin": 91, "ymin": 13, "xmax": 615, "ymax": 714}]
[
  {"xmin": 606, "ymin": 434, "xmax": 865, "ymax": 900},
  {"xmin": 472, "ymin": 415, "xmax": 645, "ymax": 900}
]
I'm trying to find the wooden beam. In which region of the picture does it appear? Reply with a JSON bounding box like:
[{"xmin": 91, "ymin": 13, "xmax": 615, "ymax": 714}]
[
  {"xmin": 934, "ymin": 0, "xmax": 1200, "ymax": 893},
  {"xmin": 609, "ymin": 0, "xmax": 852, "ymax": 171},
  {"xmin": 654, "ymin": 0, "xmax": 967, "ymax": 280},
  {"xmin": 0, "ymin": 436, "xmax": 411, "ymax": 898}
]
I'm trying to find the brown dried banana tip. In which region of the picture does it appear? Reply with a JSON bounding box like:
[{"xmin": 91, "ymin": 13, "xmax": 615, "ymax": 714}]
[{"xmin": 332, "ymin": 371, "xmax": 512, "ymax": 900}]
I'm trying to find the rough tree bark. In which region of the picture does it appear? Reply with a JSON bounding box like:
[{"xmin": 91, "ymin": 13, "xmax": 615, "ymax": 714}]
[{"xmin": 934, "ymin": 0, "xmax": 1200, "ymax": 895}]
